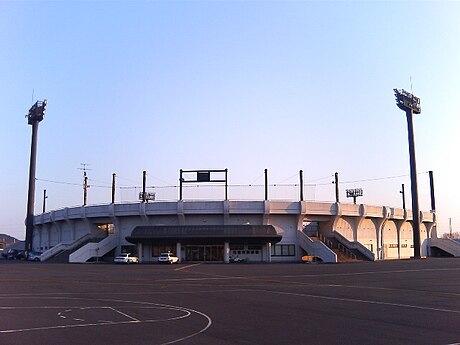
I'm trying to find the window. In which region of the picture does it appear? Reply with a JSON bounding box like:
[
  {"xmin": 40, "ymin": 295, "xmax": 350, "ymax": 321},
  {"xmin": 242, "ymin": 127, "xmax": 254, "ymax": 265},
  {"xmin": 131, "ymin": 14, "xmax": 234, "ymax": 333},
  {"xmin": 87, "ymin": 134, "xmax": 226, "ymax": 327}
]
[
  {"xmin": 271, "ymin": 244, "xmax": 296, "ymax": 257},
  {"xmin": 97, "ymin": 223, "xmax": 115, "ymax": 234}
]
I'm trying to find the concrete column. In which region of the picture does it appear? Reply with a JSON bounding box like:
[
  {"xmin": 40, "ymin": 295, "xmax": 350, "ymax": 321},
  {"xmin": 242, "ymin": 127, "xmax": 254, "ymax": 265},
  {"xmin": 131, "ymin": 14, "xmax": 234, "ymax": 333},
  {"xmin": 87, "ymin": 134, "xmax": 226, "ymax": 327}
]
[
  {"xmin": 137, "ymin": 242, "xmax": 143, "ymax": 263},
  {"xmin": 47, "ymin": 226, "xmax": 51, "ymax": 250},
  {"xmin": 266, "ymin": 242, "xmax": 272, "ymax": 263},
  {"xmin": 177, "ymin": 201, "xmax": 185, "ymax": 225},
  {"xmin": 38, "ymin": 227, "xmax": 43, "ymax": 251},
  {"xmin": 57, "ymin": 222, "xmax": 62, "ymax": 243},
  {"xmin": 224, "ymin": 242, "xmax": 230, "ymax": 263},
  {"xmin": 176, "ymin": 242, "xmax": 182, "ymax": 263},
  {"xmin": 223, "ymin": 200, "xmax": 230, "ymax": 225},
  {"xmin": 70, "ymin": 221, "xmax": 76, "ymax": 241},
  {"xmin": 395, "ymin": 221, "xmax": 403, "ymax": 259}
]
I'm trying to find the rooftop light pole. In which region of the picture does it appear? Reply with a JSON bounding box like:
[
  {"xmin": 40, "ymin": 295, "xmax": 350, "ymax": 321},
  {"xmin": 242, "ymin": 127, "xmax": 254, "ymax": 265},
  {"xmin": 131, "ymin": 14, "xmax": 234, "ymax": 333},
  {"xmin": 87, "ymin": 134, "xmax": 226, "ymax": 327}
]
[
  {"xmin": 394, "ymin": 88, "xmax": 422, "ymax": 259},
  {"xmin": 346, "ymin": 188, "xmax": 363, "ymax": 204},
  {"xmin": 25, "ymin": 99, "xmax": 47, "ymax": 253}
]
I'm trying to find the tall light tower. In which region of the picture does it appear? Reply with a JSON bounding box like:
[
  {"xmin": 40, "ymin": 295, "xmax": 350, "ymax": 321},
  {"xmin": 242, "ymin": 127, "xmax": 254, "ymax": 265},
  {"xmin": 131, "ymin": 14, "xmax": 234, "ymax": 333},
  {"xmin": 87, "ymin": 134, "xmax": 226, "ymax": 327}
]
[
  {"xmin": 25, "ymin": 100, "xmax": 47, "ymax": 253},
  {"xmin": 346, "ymin": 188, "xmax": 363, "ymax": 205},
  {"xmin": 394, "ymin": 88, "xmax": 421, "ymax": 258}
]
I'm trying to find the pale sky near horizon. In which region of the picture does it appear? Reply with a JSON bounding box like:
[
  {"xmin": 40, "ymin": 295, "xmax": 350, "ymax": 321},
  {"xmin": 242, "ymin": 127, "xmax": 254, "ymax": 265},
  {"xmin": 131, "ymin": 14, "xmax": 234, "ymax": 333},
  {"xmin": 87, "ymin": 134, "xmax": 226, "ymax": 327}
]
[{"xmin": 1, "ymin": 0, "xmax": 459, "ymax": 240}]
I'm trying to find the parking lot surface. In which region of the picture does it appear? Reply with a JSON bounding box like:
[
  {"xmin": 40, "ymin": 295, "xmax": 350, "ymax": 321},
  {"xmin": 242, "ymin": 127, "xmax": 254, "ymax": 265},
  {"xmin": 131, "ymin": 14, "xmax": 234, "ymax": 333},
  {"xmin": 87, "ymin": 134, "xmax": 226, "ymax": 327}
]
[{"xmin": 0, "ymin": 258, "xmax": 459, "ymax": 345}]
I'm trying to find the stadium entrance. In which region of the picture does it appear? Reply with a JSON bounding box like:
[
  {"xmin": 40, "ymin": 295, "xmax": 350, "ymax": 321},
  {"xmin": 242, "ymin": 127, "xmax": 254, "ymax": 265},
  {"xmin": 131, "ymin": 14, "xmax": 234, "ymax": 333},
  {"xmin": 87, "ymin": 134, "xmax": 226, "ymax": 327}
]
[
  {"xmin": 126, "ymin": 224, "xmax": 282, "ymax": 263},
  {"xmin": 184, "ymin": 245, "xmax": 224, "ymax": 262}
]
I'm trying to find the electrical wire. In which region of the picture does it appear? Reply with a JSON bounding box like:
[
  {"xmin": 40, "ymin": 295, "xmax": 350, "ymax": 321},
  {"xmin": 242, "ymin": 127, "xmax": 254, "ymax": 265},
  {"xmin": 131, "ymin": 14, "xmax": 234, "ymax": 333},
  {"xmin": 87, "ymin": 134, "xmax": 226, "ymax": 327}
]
[
  {"xmin": 35, "ymin": 178, "xmax": 81, "ymax": 187},
  {"xmin": 340, "ymin": 171, "xmax": 428, "ymax": 185},
  {"xmin": 36, "ymin": 171, "xmax": 428, "ymax": 191}
]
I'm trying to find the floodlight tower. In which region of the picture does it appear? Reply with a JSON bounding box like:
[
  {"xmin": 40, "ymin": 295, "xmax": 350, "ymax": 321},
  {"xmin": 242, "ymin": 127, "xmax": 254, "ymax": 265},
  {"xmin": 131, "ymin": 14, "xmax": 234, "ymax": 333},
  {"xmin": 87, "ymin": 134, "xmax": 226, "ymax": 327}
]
[
  {"xmin": 394, "ymin": 88, "xmax": 422, "ymax": 258},
  {"xmin": 25, "ymin": 100, "xmax": 47, "ymax": 253},
  {"xmin": 346, "ymin": 188, "xmax": 363, "ymax": 204}
]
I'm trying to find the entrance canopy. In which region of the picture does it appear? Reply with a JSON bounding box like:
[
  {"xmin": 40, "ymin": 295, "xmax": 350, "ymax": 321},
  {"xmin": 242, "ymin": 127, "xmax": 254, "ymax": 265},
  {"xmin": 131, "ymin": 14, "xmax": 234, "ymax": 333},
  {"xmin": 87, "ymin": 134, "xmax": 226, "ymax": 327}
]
[{"xmin": 126, "ymin": 225, "xmax": 282, "ymax": 245}]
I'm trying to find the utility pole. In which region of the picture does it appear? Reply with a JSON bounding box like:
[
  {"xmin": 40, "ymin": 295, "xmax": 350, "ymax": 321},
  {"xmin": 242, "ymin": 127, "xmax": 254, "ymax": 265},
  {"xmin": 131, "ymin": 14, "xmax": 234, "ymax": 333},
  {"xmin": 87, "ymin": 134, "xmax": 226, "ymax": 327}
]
[
  {"xmin": 25, "ymin": 99, "xmax": 47, "ymax": 253},
  {"xmin": 394, "ymin": 88, "xmax": 422, "ymax": 259},
  {"xmin": 334, "ymin": 172, "xmax": 339, "ymax": 203},
  {"xmin": 111, "ymin": 173, "xmax": 116, "ymax": 204},
  {"xmin": 400, "ymin": 183, "xmax": 406, "ymax": 210},
  {"xmin": 299, "ymin": 170, "xmax": 304, "ymax": 202},
  {"xmin": 264, "ymin": 169, "xmax": 268, "ymax": 201},
  {"xmin": 42, "ymin": 189, "xmax": 48, "ymax": 213},
  {"xmin": 79, "ymin": 163, "xmax": 91, "ymax": 206},
  {"xmin": 429, "ymin": 171, "xmax": 436, "ymax": 212},
  {"xmin": 142, "ymin": 170, "xmax": 147, "ymax": 202}
]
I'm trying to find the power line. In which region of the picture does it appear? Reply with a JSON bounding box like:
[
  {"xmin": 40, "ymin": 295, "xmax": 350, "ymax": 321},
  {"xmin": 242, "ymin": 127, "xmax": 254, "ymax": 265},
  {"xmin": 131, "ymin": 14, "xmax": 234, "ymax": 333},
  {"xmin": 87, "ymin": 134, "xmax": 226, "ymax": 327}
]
[
  {"xmin": 305, "ymin": 174, "xmax": 334, "ymax": 184},
  {"xmin": 36, "ymin": 178, "xmax": 81, "ymax": 187},
  {"xmin": 340, "ymin": 172, "xmax": 428, "ymax": 185},
  {"xmin": 36, "ymin": 171, "xmax": 429, "ymax": 191}
]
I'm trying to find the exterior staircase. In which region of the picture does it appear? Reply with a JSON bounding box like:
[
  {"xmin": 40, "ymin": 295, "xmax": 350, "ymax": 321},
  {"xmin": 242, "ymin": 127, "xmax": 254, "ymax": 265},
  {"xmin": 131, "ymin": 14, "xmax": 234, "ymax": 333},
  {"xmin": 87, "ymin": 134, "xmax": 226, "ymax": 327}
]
[
  {"xmin": 40, "ymin": 233, "xmax": 94, "ymax": 262},
  {"xmin": 297, "ymin": 230, "xmax": 337, "ymax": 263},
  {"xmin": 428, "ymin": 238, "xmax": 460, "ymax": 257},
  {"xmin": 69, "ymin": 233, "xmax": 117, "ymax": 263},
  {"xmin": 319, "ymin": 233, "xmax": 373, "ymax": 262}
]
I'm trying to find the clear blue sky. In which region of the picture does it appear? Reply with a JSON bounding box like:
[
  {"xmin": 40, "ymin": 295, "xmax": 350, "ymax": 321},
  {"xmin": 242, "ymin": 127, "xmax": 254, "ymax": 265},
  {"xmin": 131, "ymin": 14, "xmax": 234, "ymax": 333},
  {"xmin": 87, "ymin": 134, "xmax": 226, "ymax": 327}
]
[{"xmin": 1, "ymin": 1, "xmax": 459, "ymax": 240}]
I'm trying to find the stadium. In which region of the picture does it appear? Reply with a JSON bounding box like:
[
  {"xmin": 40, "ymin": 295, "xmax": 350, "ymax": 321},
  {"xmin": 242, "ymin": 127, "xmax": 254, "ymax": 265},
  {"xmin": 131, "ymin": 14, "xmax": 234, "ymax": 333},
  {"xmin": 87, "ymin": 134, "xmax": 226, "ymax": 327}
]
[{"xmin": 30, "ymin": 169, "xmax": 457, "ymax": 264}]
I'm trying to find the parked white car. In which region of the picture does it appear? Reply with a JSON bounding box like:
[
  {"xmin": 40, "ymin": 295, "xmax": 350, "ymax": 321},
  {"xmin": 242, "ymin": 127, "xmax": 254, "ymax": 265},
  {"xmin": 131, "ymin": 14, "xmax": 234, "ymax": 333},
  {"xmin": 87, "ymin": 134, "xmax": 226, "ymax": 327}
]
[
  {"xmin": 158, "ymin": 252, "xmax": 179, "ymax": 264},
  {"xmin": 114, "ymin": 253, "xmax": 139, "ymax": 264}
]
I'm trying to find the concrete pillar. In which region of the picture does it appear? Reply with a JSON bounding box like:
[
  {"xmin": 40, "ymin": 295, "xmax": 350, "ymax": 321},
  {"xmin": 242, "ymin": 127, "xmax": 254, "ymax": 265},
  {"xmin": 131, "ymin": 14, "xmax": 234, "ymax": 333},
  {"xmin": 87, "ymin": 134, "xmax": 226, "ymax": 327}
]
[
  {"xmin": 38, "ymin": 227, "xmax": 42, "ymax": 251},
  {"xmin": 224, "ymin": 242, "xmax": 230, "ymax": 263},
  {"xmin": 266, "ymin": 242, "xmax": 272, "ymax": 263},
  {"xmin": 47, "ymin": 226, "xmax": 51, "ymax": 250},
  {"xmin": 395, "ymin": 221, "xmax": 403, "ymax": 259},
  {"xmin": 176, "ymin": 242, "xmax": 182, "ymax": 262},
  {"xmin": 70, "ymin": 221, "xmax": 76, "ymax": 241},
  {"xmin": 57, "ymin": 222, "xmax": 62, "ymax": 243},
  {"xmin": 137, "ymin": 242, "xmax": 143, "ymax": 263}
]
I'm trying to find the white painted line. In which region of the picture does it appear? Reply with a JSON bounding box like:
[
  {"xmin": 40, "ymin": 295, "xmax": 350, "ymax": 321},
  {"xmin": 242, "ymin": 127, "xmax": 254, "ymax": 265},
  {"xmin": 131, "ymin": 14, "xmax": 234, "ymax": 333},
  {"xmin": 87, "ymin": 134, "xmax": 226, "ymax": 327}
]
[
  {"xmin": 276, "ymin": 267, "xmax": 460, "ymax": 279},
  {"xmin": 0, "ymin": 320, "xmax": 139, "ymax": 334},
  {"xmin": 0, "ymin": 296, "xmax": 212, "ymax": 344},
  {"xmin": 257, "ymin": 289, "xmax": 460, "ymax": 314},
  {"xmin": 108, "ymin": 307, "xmax": 140, "ymax": 322},
  {"xmin": 0, "ymin": 306, "xmax": 74, "ymax": 310},
  {"xmin": 175, "ymin": 263, "xmax": 201, "ymax": 271}
]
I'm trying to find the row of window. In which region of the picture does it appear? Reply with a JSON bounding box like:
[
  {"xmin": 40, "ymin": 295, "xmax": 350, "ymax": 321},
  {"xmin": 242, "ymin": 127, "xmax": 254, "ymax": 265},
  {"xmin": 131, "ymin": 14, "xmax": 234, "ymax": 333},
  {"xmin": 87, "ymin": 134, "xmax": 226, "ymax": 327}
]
[
  {"xmin": 271, "ymin": 244, "xmax": 296, "ymax": 257},
  {"xmin": 233, "ymin": 244, "xmax": 296, "ymax": 257},
  {"xmin": 380, "ymin": 244, "xmax": 416, "ymax": 249},
  {"xmin": 382, "ymin": 243, "xmax": 414, "ymax": 248},
  {"xmin": 151, "ymin": 244, "xmax": 296, "ymax": 257},
  {"xmin": 232, "ymin": 250, "xmax": 260, "ymax": 255}
]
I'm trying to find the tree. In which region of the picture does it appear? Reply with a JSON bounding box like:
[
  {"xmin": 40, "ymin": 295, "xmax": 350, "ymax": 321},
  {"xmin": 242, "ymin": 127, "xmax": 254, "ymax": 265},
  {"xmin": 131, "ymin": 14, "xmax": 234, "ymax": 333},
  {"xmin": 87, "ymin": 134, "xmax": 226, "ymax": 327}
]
[{"xmin": 442, "ymin": 232, "xmax": 460, "ymax": 239}]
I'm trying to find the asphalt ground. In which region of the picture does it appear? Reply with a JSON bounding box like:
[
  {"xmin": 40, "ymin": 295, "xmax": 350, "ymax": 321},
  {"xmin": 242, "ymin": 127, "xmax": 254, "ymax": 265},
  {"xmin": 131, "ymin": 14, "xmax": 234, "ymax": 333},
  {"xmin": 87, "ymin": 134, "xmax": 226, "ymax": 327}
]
[{"xmin": 0, "ymin": 258, "xmax": 459, "ymax": 345}]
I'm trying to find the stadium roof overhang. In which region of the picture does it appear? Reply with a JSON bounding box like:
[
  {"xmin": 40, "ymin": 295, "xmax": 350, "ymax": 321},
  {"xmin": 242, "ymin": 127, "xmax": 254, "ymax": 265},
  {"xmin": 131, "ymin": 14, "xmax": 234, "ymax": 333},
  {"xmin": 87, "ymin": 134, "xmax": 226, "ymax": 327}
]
[{"xmin": 126, "ymin": 225, "xmax": 282, "ymax": 245}]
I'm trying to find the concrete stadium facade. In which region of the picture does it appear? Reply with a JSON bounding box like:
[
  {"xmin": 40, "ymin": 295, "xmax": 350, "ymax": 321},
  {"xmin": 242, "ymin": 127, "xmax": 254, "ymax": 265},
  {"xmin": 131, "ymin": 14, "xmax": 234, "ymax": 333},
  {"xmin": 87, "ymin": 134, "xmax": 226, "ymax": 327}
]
[{"xmin": 32, "ymin": 200, "xmax": 437, "ymax": 263}]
